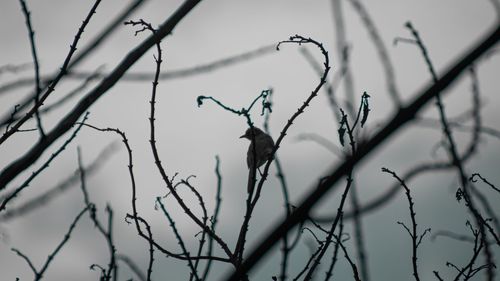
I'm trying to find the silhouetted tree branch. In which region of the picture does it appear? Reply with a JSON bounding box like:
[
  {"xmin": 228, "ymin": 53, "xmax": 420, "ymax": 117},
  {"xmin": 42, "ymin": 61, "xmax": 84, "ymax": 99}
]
[{"xmin": 226, "ymin": 23, "xmax": 500, "ymax": 281}]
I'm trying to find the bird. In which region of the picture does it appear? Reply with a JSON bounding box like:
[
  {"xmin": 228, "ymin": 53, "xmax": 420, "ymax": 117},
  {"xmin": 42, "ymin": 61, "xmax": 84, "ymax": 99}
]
[{"xmin": 240, "ymin": 127, "xmax": 275, "ymax": 194}]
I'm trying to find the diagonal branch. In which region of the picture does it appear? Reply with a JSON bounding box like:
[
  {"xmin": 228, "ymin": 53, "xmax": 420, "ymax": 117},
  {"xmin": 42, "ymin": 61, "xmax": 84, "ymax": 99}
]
[
  {"xmin": 0, "ymin": 0, "xmax": 148, "ymax": 125},
  {"xmin": 18, "ymin": 0, "xmax": 45, "ymax": 137},
  {"xmin": 0, "ymin": 0, "xmax": 103, "ymax": 145},
  {"xmin": 0, "ymin": 0, "xmax": 202, "ymax": 190},
  {"xmin": 225, "ymin": 23, "xmax": 500, "ymax": 281}
]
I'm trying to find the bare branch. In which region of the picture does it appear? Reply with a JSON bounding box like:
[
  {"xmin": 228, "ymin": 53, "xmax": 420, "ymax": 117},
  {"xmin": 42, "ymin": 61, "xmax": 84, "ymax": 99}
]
[
  {"xmin": 0, "ymin": 0, "xmax": 103, "ymax": 145},
  {"xmin": 18, "ymin": 0, "xmax": 44, "ymax": 137},
  {"xmin": 0, "ymin": 0, "xmax": 202, "ymax": 191},
  {"xmin": 12, "ymin": 205, "xmax": 91, "ymax": 280},
  {"xmin": 225, "ymin": 24, "xmax": 500, "ymax": 281},
  {"xmin": 0, "ymin": 113, "xmax": 89, "ymax": 212},
  {"xmin": 0, "ymin": 141, "xmax": 117, "ymax": 222}
]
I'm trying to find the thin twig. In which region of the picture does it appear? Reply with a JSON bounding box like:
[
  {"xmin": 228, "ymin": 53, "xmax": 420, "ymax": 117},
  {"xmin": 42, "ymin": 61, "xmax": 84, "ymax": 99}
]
[
  {"xmin": 0, "ymin": 142, "xmax": 117, "ymax": 222},
  {"xmin": 292, "ymin": 239, "xmax": 323, "ymax": 281},
  {"xmin": 237, "ymin": 35, "xmax": 331, "ymax": 272},
  {"xmin": 0, "ymin": 44, "xmax": 275, "ymax": 102},
  {"xmin": 77, "ymin": 148, "xmax": 117, "ymax": 281},
  {"xmin": 12, "ymin": 205, "xmax": 91, "ymax": 280},
  {"xmin": 0, "ymin": 113, "xmax": 89, "ymax": 212},
  {"xmin": 299, "ymin": 47, "xmax": 341, "ymax": 123},
  {"xmin": 116, "ymin": 254, "xmax": 146, "ymax": 281},
  {"xmin": 263, "ymin": 96, "xmax": 293, "ymax": 281},
  {"xmin": 0, "ymin": 0, "xmax": 202, "ymax": 190},
  {"xmin": 0, "ymin": 0, "xmax": 103, "ymax": 145},
  {"xmin": 331, "ymin": 0, "xmax": 356, "ymax": 116},
  {"xmin": 156, "ymin": 198, "xmax": 201, "ymax": 281},
  {"xmin": 295, "ymin": 133, "xmax": 343, "ymax": 158},
  {"xmin": 403, "ymin": 22, "xmax": 496, "ymax": 280},
  {"xmin": 81, "ymin": 123, "xmax": 226, "ymax": 264},
  {"xmin": 202, "ymin": 156, "xmax": 224, "ymax": 280},
  {"xmin": 382, "ymin": 167, "xmax": 431, "ymax": 281},
  {"xmin": 314, "ymin": 65, "xmax": 484, "ymax": 224},
  {"xmin": 323, "ymin": 213, "xmax": 344, "ymax": 281},
  {"xmin": 348, "ymin": 0, "xmax": 401, "ymax": 106},
  {"xmin": 225, "ymin": 23, "xmax": 500, "ymax": 281},
  {"xmin": 18, "ymin": 0, "xmax": 45, "ymax": 137},
  {"xmin": 304, "ymin": 104, "xmax": 363, "ymax": 281},
  {"xmin": 129, "ymin": 18, "xmax": 235, "ymax": 264},
  {"xmin": 0, "ymin": 62, "xmax": 32, "ymax": 76},
  {"xmin": 470, "ymin": 173, "xmax": 500, "ymax": 194},
  {"xmin": 0, "ymin": 0, "xmax": 148, "ymax": 124},
  {"xmin": 335, "ymin": 234, "xmax": 362, "ymax": 281}
]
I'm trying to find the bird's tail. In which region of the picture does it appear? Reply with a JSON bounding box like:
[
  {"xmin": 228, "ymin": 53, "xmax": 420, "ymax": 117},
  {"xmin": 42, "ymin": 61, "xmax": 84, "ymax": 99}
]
[{"xmin": 247, "ymin": 168, "xmax": 256, "ymax": 194}]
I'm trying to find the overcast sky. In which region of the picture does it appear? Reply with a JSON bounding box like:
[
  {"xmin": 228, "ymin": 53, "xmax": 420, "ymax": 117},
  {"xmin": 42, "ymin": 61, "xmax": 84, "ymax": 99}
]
[{"xmin": 0, "ymin": 0, "xmax": 499, "ymax": 280}]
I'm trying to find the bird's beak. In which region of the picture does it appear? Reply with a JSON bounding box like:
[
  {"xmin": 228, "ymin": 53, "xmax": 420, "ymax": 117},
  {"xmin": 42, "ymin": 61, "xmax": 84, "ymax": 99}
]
[{"xmin": 239, "ymin": 134, "xmax": 246, "ymax": 139}]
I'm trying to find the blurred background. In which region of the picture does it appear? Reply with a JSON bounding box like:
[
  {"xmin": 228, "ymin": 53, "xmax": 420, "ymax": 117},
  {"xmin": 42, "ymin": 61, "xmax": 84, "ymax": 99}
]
[{"xmin": 0, "ymin": 0, "xmax": 499, "ymax": 280}]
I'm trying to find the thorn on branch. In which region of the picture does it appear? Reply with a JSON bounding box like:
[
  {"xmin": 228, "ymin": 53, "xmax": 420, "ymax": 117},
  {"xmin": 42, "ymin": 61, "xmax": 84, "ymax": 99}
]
[{"xmin": 124, "ymin": 19, "xmax": 156, "ymax": 35}]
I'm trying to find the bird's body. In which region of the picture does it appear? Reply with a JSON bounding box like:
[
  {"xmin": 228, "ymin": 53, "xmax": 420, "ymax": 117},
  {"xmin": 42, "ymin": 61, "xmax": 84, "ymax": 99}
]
[{"xmin": 240, "ymin": 127, "xmax": 275, "ymax": 194}]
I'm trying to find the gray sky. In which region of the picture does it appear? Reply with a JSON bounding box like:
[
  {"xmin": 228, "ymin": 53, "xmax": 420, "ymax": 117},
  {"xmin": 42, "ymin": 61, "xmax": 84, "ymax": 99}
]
[{"xmin": 0, "ymin": 0, "xmax": 499, "ymax": 280}]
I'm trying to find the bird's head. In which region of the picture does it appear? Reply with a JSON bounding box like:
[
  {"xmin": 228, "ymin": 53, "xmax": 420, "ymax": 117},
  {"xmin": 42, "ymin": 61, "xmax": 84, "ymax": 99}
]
[{"xmin": 240, "ymin": 127, "xmax": 264, "ymax": 140}]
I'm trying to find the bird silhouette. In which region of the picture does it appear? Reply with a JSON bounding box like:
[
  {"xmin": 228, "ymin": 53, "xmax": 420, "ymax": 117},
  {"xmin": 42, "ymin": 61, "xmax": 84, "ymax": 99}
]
[{"xmin": 240, "ymin": 127, "xmax": 275, "ymax": 194}]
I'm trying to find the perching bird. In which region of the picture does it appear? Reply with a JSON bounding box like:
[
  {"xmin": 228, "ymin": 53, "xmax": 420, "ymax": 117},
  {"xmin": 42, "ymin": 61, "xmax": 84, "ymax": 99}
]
[{"xmin": 240, "ymin": 127, "xmax": 275, "ymax": 194}]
